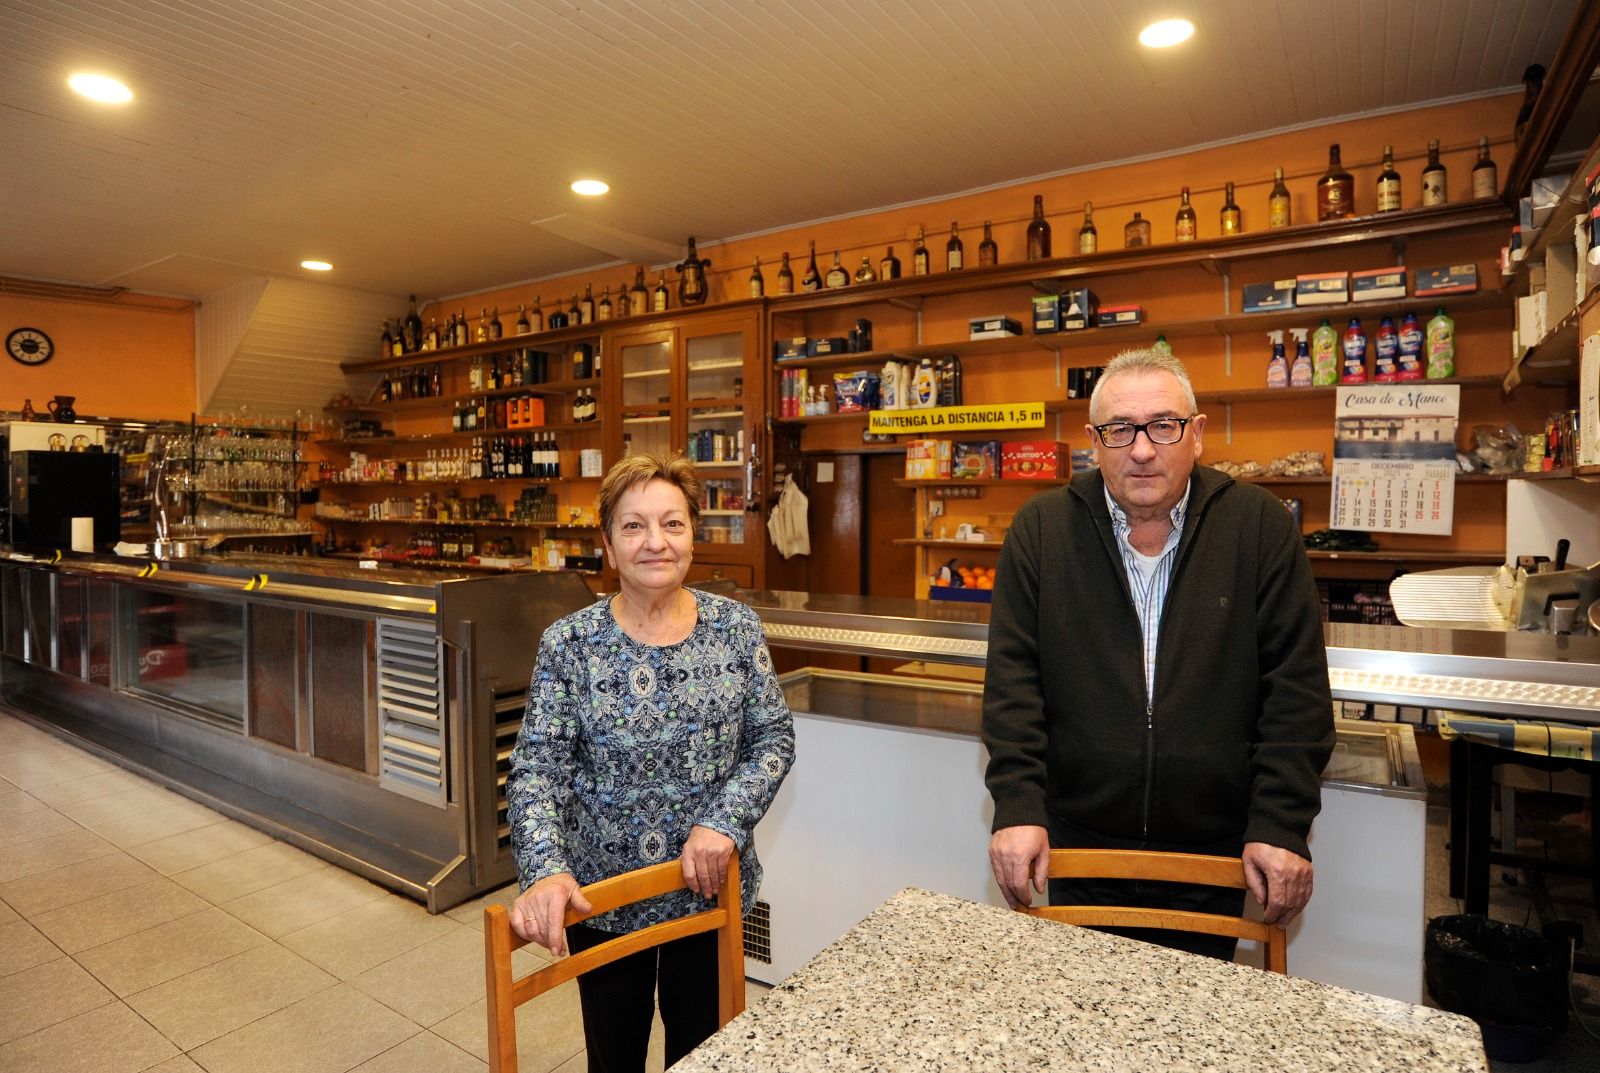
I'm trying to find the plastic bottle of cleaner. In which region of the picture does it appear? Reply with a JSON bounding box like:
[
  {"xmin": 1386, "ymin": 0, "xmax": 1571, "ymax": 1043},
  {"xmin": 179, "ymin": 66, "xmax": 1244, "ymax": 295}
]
[
  {"xmin": 1396, "ymin": 311, "xmax": 1423, "ymax": 381},
  {"xmin": 1153, "ymin": 334, "xmax": 1174, "ymax": 357},
  {"xmin": 1373, "ymin": 316, "xmax": 1398, "ymax": 382},
  {"xmin": 1311, "ymin": 319, "xmax": 1339, "ymax": 385},
  {"xmin": 912, "ymin": 357, "xmax": 938, "ymax": 408},
  {"xmin": 1426, "ymin": 306, "xmax": 1455, "ymax": 379},
  {"xmin": 881, "ymin": 360, "xmax": 900, "ymax": 410},
  {"xmin": 1289, "ymin": 328, "xmax": 1313, "ymax": 387},
  {"xmin": 1340, "ymin": 318, "xmax": 1368, "ymax": 384},
  {"xmin": 1265, "ymin": 331, "xmax": 1288, "ymax": 388}
]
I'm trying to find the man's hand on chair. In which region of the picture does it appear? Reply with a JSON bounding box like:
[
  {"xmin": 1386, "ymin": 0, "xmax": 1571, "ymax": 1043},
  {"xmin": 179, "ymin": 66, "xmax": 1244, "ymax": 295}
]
[
  {"xmin": 510, "ymin": 873, "xmax": 592, "ymax": 957},
  {"xmin": 988, "ymin": 825, "xmax": 1050, "ymax": 909},
  {"xmin": 1241, "ymin": 842, "xmax": 1313, "ymax": 926}
]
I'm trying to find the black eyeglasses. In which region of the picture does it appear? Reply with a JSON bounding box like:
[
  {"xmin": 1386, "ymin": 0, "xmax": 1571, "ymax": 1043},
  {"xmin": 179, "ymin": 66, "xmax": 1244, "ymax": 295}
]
[{"xmin": 1093, "ymin": 417, "xmax": 1194, "ymax": 448}]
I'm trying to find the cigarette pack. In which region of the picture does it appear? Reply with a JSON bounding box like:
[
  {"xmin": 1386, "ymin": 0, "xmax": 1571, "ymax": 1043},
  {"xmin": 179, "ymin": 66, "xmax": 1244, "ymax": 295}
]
[
  {"xmin": 1351, "ymin": 268, "xmax": 1407, "ymax": 302},
  {"xmin": 1295, "ymin": 272, "xmax": 1350, "ymax": 305}
]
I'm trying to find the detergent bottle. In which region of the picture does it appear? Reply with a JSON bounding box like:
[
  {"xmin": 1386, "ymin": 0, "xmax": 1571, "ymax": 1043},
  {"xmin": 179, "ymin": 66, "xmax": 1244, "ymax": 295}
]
[
  {"xmin": 1289, "ymin": 328, "xmax": 1313, "ymax": 387},
  {"xmin": 1266, "ymin": 330, "xmax": 1288, "ymax": 388},
  {"xmin": 1311, "ymin": 318, "xmax": 1339, "ymax": 386}
]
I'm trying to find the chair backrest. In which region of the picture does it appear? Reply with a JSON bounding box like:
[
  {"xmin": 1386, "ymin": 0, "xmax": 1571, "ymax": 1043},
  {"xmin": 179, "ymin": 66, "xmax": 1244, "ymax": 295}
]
[
  {"xmin": 1023, "ymin": 849, "xmax": 1287, "ymax": 974},
  {"xmin": 484, "ymin": 855, "xmax": 744, "ymax": 1073}
]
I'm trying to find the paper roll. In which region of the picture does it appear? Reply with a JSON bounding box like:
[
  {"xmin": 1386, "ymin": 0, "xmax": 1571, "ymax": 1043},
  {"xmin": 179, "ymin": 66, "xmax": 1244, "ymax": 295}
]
[{"xmin": 71, "ymin": 517, "xmax": 94, "ymax": 553}]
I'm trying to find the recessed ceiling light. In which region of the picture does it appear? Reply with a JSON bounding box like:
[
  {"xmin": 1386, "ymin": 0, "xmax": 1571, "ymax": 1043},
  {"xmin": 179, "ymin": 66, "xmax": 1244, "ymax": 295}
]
[
  {"xmin": 67, "ymin": 72, "xmax": 133, "ymax": 104},
  {"xmin": 571, "ymin": 179, "xmax": 610, "ymax": 196},
  {"xmin": 1139, "ymin": 18, "xmax": 1195, "ymax": 48},
  {"xmin": 300, "ymin": 260, "xmax": 333, "ymax": 272}
]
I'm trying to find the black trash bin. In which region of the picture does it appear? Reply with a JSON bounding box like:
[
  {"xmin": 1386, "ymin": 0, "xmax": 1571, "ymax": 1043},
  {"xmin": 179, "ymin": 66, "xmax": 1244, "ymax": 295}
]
[{"xmin": 1424, "ymin": 914, "xmax": 1570, "ymax": 1063}]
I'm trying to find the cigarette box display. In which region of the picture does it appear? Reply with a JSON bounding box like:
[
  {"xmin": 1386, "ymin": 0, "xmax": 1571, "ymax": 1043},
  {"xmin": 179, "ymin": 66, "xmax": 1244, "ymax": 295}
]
[
  {"xmin": 968, "ymin": 315, "xmax": 1023, "ymax": 340},
  {"xmin": 1032, "ymin": 294, "xmax": 1062, "ymax": 333},
  {"xmin": 1351, "ymin": 268, "xmax": 1407, "ymax": 302},
  {"xmin": 1095, "ymin": 304, "xmax": 1144, "ymax": 327},
  {"xmin": 775, "ymin": 337, "xmax": 808, "ymax": 360},
  {"xmin": 1414, "ymin": 264, "xmax": 1479, "ymax": 297},
  {"xmin": 807, "ymin": 336, "xmax": 851, "ymax": 356},
  {"xmin": 1001, "ymin": 440, "xmax": 1069, "ymax": 479},
  {"xmin": 1061, "ymin": 288, "xmax": 1099, "ymax": 330},
  {"xmin": 1242, "ymin": 279, "xmax": 1297, "ymax": 313},
  {"xmin": 1295, "ymin": 272, "xmax": 1350, "ymax": 305}
]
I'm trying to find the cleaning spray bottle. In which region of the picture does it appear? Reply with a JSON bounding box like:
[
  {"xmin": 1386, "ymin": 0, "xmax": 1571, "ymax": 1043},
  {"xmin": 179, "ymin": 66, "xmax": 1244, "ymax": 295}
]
[
  {"xmin": 1289, "ymin": 327, "xmax": 1313, "ymax": 387},
  {"xmin": 1265, "ymin": 331, "xmax": 1288, "ymax": 388},
  {"xmin": 1311, "ymin": 318, "xmax": 1339, "ymax": 386}
]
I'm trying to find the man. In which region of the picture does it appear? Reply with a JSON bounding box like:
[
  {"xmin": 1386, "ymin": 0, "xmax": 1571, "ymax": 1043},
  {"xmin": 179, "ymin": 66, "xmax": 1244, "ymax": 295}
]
[{"xmin": 982, "ymin": 348, "xmax": 1334, "ymax": 959}]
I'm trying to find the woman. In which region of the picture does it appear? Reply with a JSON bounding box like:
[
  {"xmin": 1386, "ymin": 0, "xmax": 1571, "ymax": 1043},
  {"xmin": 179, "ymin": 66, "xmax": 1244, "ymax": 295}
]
[{"xmin": 506, "ymin": 452, "xmax": 794, "ymax": 1073}]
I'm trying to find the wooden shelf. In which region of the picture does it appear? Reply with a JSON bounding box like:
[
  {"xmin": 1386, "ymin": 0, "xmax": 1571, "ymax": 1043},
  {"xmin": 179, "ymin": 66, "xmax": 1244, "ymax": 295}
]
[
  {"xmin": 317, "ymin": 422, "xmax": 602, "ymax": 448},
  {"xmin": 1304, "ymin": 549, "xmax": 1504, "ymax": 565},
  {"xmin": 1196, "ymin": 375, "xmax": 1504, "ymax": 407},
  {"xmin": 893, "ymin": 538, "xmax": 1006, "ymax": 549},
  {"xmin": 1505, "ymin": 308, "xmax": 1581, "ymax": 391},
  {"xmin": 1228, "ymin": 473, "xmax": 1508, "ymax": 485},
  {"xmin": 1214, "ymin": 289, "xmax": 1509, "ymax": 335},
  {"xmin": 340, "ymin": 325, "xmax": 601, "ymax": 375},
  {"xmin": 317, "ymin": 476, "xmax": 572, "ymax": 489},
  {"xmin": 317, "ymin": 516, "xmax": 598, "ymax": 529},
  {"xmin": 323, "ymin": 551, "xmax": 599, "ymax": 575},
  {"xmin": 329, "ymin": 377, "xmax": 602, "ymax": 413},
  {"xmin": 893, "ymin": 478, "xmax": 1068, "ymax": 488}
]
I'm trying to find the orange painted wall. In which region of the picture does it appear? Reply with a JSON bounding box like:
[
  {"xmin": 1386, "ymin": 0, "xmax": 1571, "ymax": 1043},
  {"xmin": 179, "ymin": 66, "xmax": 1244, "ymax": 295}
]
[{"xmin": 0, "ymin": 294, "xmax": 196, "ymax": 421}]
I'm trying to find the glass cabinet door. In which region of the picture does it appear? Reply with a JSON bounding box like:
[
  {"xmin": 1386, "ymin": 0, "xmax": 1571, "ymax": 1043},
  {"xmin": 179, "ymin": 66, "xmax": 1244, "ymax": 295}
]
[
  {"xmin": 618, "ymin": 333, "xmax": 674, "ymax": 460},
  {"xmin": 684, "ymin": 330, "xmax": 748, "ymax": 547}
]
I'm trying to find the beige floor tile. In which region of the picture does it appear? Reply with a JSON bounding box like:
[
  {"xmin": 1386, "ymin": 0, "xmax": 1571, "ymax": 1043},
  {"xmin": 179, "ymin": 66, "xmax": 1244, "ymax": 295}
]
[
  {"xmin": 0, "ymin": 849, "xmax": 159, "ymax": 917},
  {"xmin": 90, "ymin": 796, "xmax": 229, "ymax": 849},
  {"xmin": 280, "ymin": 894, "xmax": 465, "ymax": 980},
  {"xmin": 125, "ymin": 942, "xmax": 339, "ymax": 1050},
  {"xmin": 31, "ymin": 875, "xmax": 211, "ymax": 953},
  {"xmin": 349, "ymin": 925, "xmax": 547, "ymax": 1027},
  {"xmin": 0, "ymin": 919, "xmax": 65, "ymax": 978},
  {"xmin": 0, "ymin": 1000, "xmax": 178, "ymax": 1073},
  {"xmin": 0, "ymin": 898, "xmax": 18, "ymax": 926},
  {"xmin": 27, "ymin": 767, "xmax": 155, "ymax": 807},
  {"xmin": 0, "ymin": 788, "xmax": 50, "ymax": 818},
  {"xmin": 0, "ymin": 826, "xmax": 118, "ymax": 884},
  {"xmin": 551, "ymin": 1050, "xmax": 585, "ymax": 1073},
  {"xmin": 0, "ymin": 805, "xmax": 84, "ymax": 851},
  {"xmin": 443, "ymin": 882, "xmax": 520, "ymax": 930},
  {"xmin": 0, "ymin": 749, "xmax": 119, "ymax": 790},
  {"xmin": 220, "ymin": 864, "xmax": 389, "ymax": 938},
  {"xmin": 189, "ymin": 983, "xmax": 421, "ymax": 1073},
  {"xmin": 0, "ymin": 956, "xmax": 115, "ymax": 1044},
  {"xmin": 433, "ymin": 987, "xmax": 587, "ymax": 1073},
  {"xmin": 142, "ymin": 1057, "xmax": 206, "ymax": 1072},
  {"xmin": 349, "ymin": 1030, "xmax": 489, "ymax": 1073},
  {"xmin": 52, "ymin": 783, "xmax": 188, "ymax": 828},
  {"xmin": 75, "ymin": 906, "xmax": 268, "ymax": 996},
  {"xmin": 171, "ymin": 839, "xmax": 329, "ymax": 904},
  {"xmin": 126, "ymin": 818, "xmax": 274, "ymax": 875}
]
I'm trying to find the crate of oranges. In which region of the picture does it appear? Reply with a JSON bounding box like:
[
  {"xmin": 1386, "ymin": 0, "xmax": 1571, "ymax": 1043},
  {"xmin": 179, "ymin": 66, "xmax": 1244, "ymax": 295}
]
[{"xmin": 929, "ymin": 559, "xmax": 996, "ymax": 602}]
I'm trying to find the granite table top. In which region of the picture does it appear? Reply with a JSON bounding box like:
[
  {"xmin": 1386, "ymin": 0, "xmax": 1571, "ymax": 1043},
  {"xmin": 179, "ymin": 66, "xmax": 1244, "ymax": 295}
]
[{"xmin": 674, "ymin": 888, "xmax": 1486, "ymax": 1072}]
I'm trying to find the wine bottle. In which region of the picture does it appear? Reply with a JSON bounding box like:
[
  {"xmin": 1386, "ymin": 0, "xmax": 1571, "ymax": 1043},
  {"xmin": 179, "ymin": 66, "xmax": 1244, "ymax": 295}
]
[
  {"xmin": 653, "ymin": 271, "xmax": 669, "ymax": 312},
  {"xmin": 1268, "ymin": 167, "xmax": 1291, "ymax": 228},
  {"xmin": 424, "ymin": 317, "xmax": 439, "ymax": 351},
  {"xmin": 404, "ymin": 295, "xmax": 423, "ymax": 352},
  {"xmin": 749, "ymin": 257, "xmax": 765, "ymax": 298},
  {"xmin": 825, "ymin": 251, "xmax": 849, "ymax": 289},
  {"xmin": 912, "ymin": 227, "xmax": 930, "ymax": 276},
  {"xmin": 489, "ymin": 306, "xmax": 503, "ymax": 341},
  {"xmin": 854, "ymin": 256, "xmax": 877, "ymax": 284},
  {"xmin": 456, "ymin": 309, "xmax": 470, "ymax": 347},
  {"xmin": 1124, "ymin": 211, "xmax": 1151, "ymax": 248},
  {"xmin": 476, "ymin": 308, "xmax": 489, "ymax": 343},
  {"xmin": 1175, "ymin": 187, "xmax": 1197, "ymax": 241},
  {"xmin": 1317, "ymin": 143, "xmax": 1354, "ymax": 220},
  {"xmin": 379, "ymin": 322, "xmax": 394, "ymax": 360},
  {"xmin": 777, "ymin": 252, "xmax": 795, "ymax": 294},
  {"xmin": 978, "ymin": 221, "xmax": 998, "ymax": 267},
  {"xmin": 880, "ymin": 246, "xmax": 901, "ymax": 280},
  {"xmin": 597, "ymin": 287, "xmax": 612, "ymax": 321},
  {"xmin": 1026, "ymin": 195, "xmax": 1052, "ymax": 260},
  {"xmin": 515, "ymin": 304, "xmax": 531, "ymax": 335},
  {"xmin": 530, "ymin": 298, "xmax": 544, "ymax": 333},
  {"xmin": 1421, "ymin": 139, "xmax": 1447, "ymax": 206},
  {"xmin": 390, "ymin": 322, "xmax": 404, "ymax": 358},
  {"xmin": 579, "ymin": 286, "xmax": 596, "ymax": 324},
  {"xmin": 1219, "ymin": 182, "xmax": 1242, "ymax": 235},
  {"xmin": 1079, "ymin": 202, "xmax": 1097, "ymax": 254},
  {"xmin": 1376, "ymin": 145, "xmax": 1401, "ymax": 213},
  {"xmin": 677, "ymin": 236, "xmax": 710, "ymax": 306},
  {"xmin": 801, "ymin": 241, "xmax": 823, "ymax": 292},
  {"xmin": 946, "ymin": 222, "xmax": 963, "ymax": 271},
  {"xmin": 630, "ymin": 269, "xmax": 649, "ymax": 316},
  {"xmin": 1471, "ymin": 136, "xmax": 1497, "ymax": 199},
  {"xmin": 567, "ymin": 295, "xmax": 581, "ymax": 325}
]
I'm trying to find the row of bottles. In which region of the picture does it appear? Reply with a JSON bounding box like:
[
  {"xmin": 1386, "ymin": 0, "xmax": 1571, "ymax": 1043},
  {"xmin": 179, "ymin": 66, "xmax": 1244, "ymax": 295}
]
[
  {"xmin": 1321, "ymin": 138, "xmax": 1495, "ymax": 221},
  {"xmin": 465, "ymin": 345, "xmax": 597, "ymax": 393},
  {"xmin": 378, "ymin": 364, "xmax": 443, "ymax": 402},
  {"xmin": 1264, "ymin": 309, "xmax": 1455, "ymax": 388}
]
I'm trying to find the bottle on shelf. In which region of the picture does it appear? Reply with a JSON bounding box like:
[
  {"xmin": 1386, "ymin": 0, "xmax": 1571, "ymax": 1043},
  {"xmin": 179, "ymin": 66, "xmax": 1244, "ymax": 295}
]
[
  {"xmin": 912, "ymin": 227, "xmax": 930, "ymax": 276},
  {"xmin": 470, "ymin": 356, "xmax": 484, "ymax": 392},
  {"xmin": 1373, "ymin": 315, "xmax": 1399, "ymax": 381},
  {"xmin": 801, "ymin": 240, "xmax": 823, "ymax": 292},
  {"xmin": 547, "ymin": 303, "xmax": 569, "ymax": 330},
  {"xmin": 1515, "ymin": 64, "xmax": 1546, "ymax": 142},
  {"xmin": 598, "ymin": 286, "xmax": 613, "ymax": 321},
  {"xmin": 1078, "ymin": 202, "xmax": 1097, "ymax": 254},
  {"xmin": 629, "ymin": 270, "xmax": 649, "ymax": 316},
  {"xmin": 1175, "ymin": 187, "xmax": 1197, "ymax": 242},
  {"xmin": 1268, "ymin": 166, "xmax": 1291, "ymax": 228},
  {"xmin": 565, "ymin": 294, "xmax": 580, "ymax": 326},
  {"xmin": 1311, "ymin": 318, "xmax": 1338, "ymax": 386},
  {"xmin": 978, "ymin": 221, "xmax": 998, "ymax": 267},
  {"xmin": 455, "ymin": 309, "xmax": 470, "ymax": 347},
  {"xmin": 1471, "ymin": 137, "xmax": 1497, "ymax": 199},
  {"xmin": 677, "ymin": 236, "xmax": 710, "ymax": 306},
  {"xmin": 777, "ymin": 252, "xmax": 795, "ymax": 294},
  {"xmin": 1124, "ymin": 211, "xmax": 1151, "ymax": 248},
  {"xmin": 476, "ymin": 308, "xmax": 489, "ymax": 343},
  {"xmin": 404, "ymin": 295, "xmax": 423, "ymax": 353},
  {"xmin": 424, "ymin": 317, "xmax": 439, "ymax": 351},
  {"xmin": 1376, "ymin": 145, "xmax": 1402, "ymax": 212},
  {"xmin": 1266, "ymin": 330, "xmax": 1288, "ymax": 389},
  {"xmin": 530, "ymin": 297, "xmax": 545, "ymax": 333},
  {"xmin": 488, "ymin": 307, "xmax": 502, "ymax": 341},
  {"xmin": 825, "ymin": 251, "xmax": 850, "ymax": 289},
  {"xmin": 489, "ymin": 355, "xmax": 501, "ymax": 391},
  {"xmin": 430, "ymin": 366, "xmax": 442, "ymax": 397},
  {"xmin": 579, "ymin": 286, "xmax": 596, "ymax": 324},
  {"xmin": 1426, "ymin": 307, "xmax": 1455, "ymax": 379},
  {"xmin": 1421, "ymin": 139, "xmax": 1447, "ymax": 206},
  {"xmin": 1317, "ymin": 143, "xmax": 1354, "ymax": 220},
  {"xmin": 1026, "ymin": 195, "xmax": 1051, "ymax": 260},
  {"xmin": 880, "ymin": 245, "xmax": 901, "ymax": 280},
  {"xmin": 515, "ymin": 304, "xmax": 531, "ymax": 336},
  {"xmin": 1220, "ymin": 182, "xmax": 1242, "ymax": 235},
  {"xmin": 379, "ymin": 321, "xmax": 394, "ymax": 360},
  {"xmin": 946, "ymin": 221, "xmax": 963, "ymax": 270},
  {"xmin": 653, "ymin": 271, "xmax": 670, "ymax": 312},
  {"xmin": 1340, "ymin": 318, "xmax": 1369, "ymax": 384},
  {"xmin": 854, "ymin": 257, "xmax": 878, "ymax": 284},
  {"xmin": 749, "ymin": 257, "xmax": 765, "ymax": 298}
]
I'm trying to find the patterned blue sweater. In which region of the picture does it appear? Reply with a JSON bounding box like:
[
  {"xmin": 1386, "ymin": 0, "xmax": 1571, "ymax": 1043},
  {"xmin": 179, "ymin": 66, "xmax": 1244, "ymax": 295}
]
[{"xmin": 507, "ymin": 590, "xmax": 795, "ymax": 933}]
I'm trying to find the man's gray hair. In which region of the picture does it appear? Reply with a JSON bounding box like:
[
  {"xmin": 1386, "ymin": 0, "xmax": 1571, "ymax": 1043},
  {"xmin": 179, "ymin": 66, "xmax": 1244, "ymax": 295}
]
[{"xmin": 1088, "ymin": 348, "xmax": 1199, "ymax": 424}]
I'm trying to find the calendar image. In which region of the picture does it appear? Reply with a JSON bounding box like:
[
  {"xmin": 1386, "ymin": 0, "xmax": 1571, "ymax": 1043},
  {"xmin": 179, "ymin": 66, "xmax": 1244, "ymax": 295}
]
[{"xmin": 1330, "ymin": 384, "xmax": 1460, "ymax": 536}]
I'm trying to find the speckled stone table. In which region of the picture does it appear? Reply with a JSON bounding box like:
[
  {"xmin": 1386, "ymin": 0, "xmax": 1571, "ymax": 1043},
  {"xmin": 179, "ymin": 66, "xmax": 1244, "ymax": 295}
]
[{"xmin": 675, "ymin": 888, "xmax": 1486, "ymax": 1072}]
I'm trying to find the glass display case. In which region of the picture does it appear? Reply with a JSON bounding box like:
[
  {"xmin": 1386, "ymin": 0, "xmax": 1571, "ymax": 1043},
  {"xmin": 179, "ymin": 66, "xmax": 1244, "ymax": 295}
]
[{"xmin": 152, "ymin": 419, "xmax": 312, "ymax": 547}]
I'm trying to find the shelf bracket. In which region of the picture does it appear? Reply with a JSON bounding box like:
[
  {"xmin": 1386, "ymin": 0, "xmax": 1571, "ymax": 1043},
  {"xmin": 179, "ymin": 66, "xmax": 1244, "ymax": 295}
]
[
  {"xmin": 1391, "ymin": 236, "xmax": 1407, "ymax": 265},
  {"xmin": 1224, "ymin": 402, "xmax": 1233, "ymax": 446},
  {"xmin": 914, "ymin": 307, "xmax": 924, "ymax": 346},
  {"xmin": 887, "ymin": 296, "xmax": 924, "ymax": 313}
]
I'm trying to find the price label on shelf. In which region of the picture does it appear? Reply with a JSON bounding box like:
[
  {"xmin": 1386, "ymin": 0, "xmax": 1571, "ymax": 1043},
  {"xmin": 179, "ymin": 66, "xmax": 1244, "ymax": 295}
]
[
  {"xmin": 867, "ymin": 401, "xmax": 1046, "ymax": 435},
  {"xmin": 1329, "ymin": 385, "xmax": 1459, "ymax": 536}
]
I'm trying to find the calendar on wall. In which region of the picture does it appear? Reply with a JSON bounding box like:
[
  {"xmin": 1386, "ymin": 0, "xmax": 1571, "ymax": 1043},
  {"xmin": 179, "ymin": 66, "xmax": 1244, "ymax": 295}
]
[{"xmin": 1330, "ymin": 384, "xmax": 1460, "ymax": 536}]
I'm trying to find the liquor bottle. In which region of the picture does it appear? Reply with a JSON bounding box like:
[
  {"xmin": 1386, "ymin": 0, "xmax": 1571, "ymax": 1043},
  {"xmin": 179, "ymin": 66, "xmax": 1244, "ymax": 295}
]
[
  {"xmin": 567, "ymin": 294, "xmax": 581, "ymax": 325},
  {"xmin": 1421, "ymin": 139, "xmax": 1447, "ymax": 206},
  {"xmin": 801, "ymin": 240, "xmax": 822, "ymax": 292},
  {"xmin": 1376, "ymin": 145, "xmax": 1402, "ymax": 212},
  {"xmin": 653, "ymin": 271, "xmax": 669, "ymax": 312},
  {"xmin": 515, "ymin": 304, "xmax": 530, "ymax": 335},
  {"xmin": 777, "ymin": 252, "xmax": 795, "ymax": 294},
  {"xmin": 880, "ymin": 246, "xmax": 901, "ymax": 280},
  {"xmin": 1515, "ymin": 64, "xmax": 1546, "ymax": 142},
  {"xmin": 579, "ymin": 286, "xmax": 595, "ymax": 324},
  {"xmin": 677, "ymin": 236, "xmax": 710, "ymax": 306},
  {"xmin": 946, "ymin": 222, "xmax": 964, "ymax": 270},
  {"xmin": 508, "ymin": 435, "xmax": 523, "ymax": 478},
  {"xmin": 1124, "ymin": 211, "xmax": 1151, "ymax": 248},
  {"xmin": 1175, "ymin": 187, "xmax": 1197, "ymax": 241},
  {"xmin": 430, "ymin": 366, "xmax": 442, "ymax": 397},
  {"xmin": 912, "ymin": 227, "xmax": 930, "ymax": 276},
  {"xmin": 1026, "ymin": 195, "xmax": 1052, "ymax": 260},
  {"xmin": 530, "ymin": 297, "xmax": 544, "ymax": 333},
  {"xmin": 1219, "ymin": 182, "xmax": 1242, "ymax": 235},
  {"xmin": 978, "ymin": 221, "xmax": 998, "ymax": 266},
  {"xmin": 1471, "ymin": 136, "xmax": 1497, "ymax": 199},
  {"xmin": 630, "ymin": 269, "xmax": 649, "ymax": 316},
  {"xmin": 749, "ymin": 257, "xmax": 765, "ymax": 298},
  {"xmin": 1078, "ymin": 202, "xmax": 1097, "ymax": 254},
  {"xmin": 475, "ymin": 308, "xmax": 489, "ymax": 343},
  {"xmin": 456, "ymin": 309, "xmax": 470, "ymax": 347},
  {"xmin": 1317, "ymin": 143, "xmax": 1354, "ymax": 220},
  {"xmin": 476, "ymin": 395, "xmax": 487, "ymax": 431},
  {"xmin": 404, "ymin": 295, "xmax": 423, "ymax": 352},
  {"xmin": 423, "ymin": 317, "xmax": 439, "ymax": 351},
  {"xmin": 597, "ymin": 287, "xmax": 613, "ymax": 321},
  {"xmin": 488, "ymin": 356, "xmax": 500, "ymax": 391},
  {"xmin": 1268, "ymin": 167, "xmax": 1291, "ymax": 228},
  {"xmin": 854, "ymin": 257, "xmax": 877, "ymax": 284},
  {"xmin": 380, "ymin": 321, "xmax": 394, "ymax": 360},
  {"xmin": 489, "ymin": 306, "xmax": 503, "ymax": 341},
  {"xmin": 825, "ymin": 251, "xmax": 849, "ymax": 289}
]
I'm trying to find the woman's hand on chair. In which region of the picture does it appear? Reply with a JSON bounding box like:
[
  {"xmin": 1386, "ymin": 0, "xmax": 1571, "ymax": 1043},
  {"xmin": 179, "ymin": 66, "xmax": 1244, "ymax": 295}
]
[
  {"xmin": 510, "ymin": 873, "xmax": 592, "ymax": 958},
  {"xmin": 681, "ymin": 825, "xmax": 736, "ymax": 898}
]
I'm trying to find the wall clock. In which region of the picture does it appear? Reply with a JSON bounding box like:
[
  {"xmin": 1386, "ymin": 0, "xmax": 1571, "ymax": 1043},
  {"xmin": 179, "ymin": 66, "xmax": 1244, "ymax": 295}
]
[{"xmin": 7, "ymin": 327, "xmax": 54, "ymax": 366}]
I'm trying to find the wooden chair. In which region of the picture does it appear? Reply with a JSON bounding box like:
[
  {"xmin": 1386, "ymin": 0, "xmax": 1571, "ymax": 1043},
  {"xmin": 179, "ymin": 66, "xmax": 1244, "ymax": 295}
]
[
  {"xmin": 1022, "ymin": 849, "xmax": 1287, "ymax": 974},
  {"xmin": 484, "ymin": 855, "xmax": 745, "ymax": 1073}
]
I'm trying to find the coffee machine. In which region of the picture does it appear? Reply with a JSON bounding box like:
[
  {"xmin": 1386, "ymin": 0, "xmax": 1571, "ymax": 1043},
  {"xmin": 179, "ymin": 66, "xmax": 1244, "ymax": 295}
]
[{"xmin": 7, "ymin": 450, "xmax": 121, "ymax": 551}]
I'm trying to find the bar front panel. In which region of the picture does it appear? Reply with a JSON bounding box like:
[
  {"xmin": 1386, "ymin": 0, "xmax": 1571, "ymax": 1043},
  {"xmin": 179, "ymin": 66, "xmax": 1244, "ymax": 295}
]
[
  {"xmin": 248, "ymin": 602, "xmax": 298, "ymax": 749},
  {"xmin": 310, "ymin": 611, "xmax": 372, "ymax": 773}
]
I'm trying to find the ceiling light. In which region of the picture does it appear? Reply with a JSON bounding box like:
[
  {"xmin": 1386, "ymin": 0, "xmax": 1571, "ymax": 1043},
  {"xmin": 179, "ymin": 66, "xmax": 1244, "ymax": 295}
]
[
  {"xmin": 300, "ymin": 260, "xmax": 333, "ymax": 272},
  {"xmin": 1139, "ymin": 18, "xmax": 1195, "ymax": 48},
  {"xmin": 571, "ymin": 179, "xmax": 610, "ymax": 196},
  {"xmin": 68, "ymin": 73, "xmax": 133, "ymax": 104}
]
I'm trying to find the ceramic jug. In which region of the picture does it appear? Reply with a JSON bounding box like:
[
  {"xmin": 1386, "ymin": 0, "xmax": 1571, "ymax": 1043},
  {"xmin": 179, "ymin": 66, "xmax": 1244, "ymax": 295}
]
[{"xmin": 46, "ymin": 395, "xmax": 76, "ymax": 422}]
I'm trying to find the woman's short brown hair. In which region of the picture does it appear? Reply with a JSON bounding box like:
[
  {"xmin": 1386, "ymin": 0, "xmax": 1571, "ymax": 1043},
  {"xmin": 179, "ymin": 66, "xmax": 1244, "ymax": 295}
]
[{"xmin": 597, "ymin": 453, "xmax": 703, "ymax": 538}]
